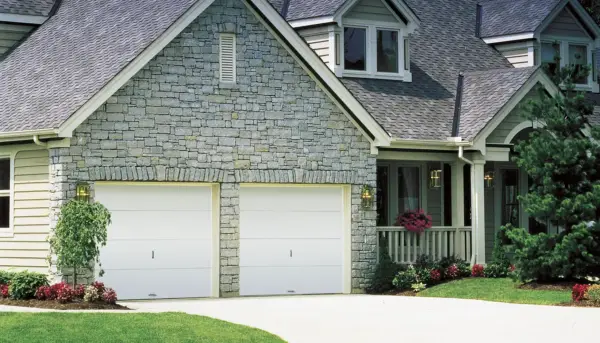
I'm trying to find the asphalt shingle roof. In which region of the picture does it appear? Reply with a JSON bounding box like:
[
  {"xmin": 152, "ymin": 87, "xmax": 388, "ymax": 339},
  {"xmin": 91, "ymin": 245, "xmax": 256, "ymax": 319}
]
[
  {"xmin": 459, "ymin": 67, "xmax": 539, "ymax": 140},
  {"xmin": 479, "ymin": 0, "xmax": 562, "ymax": 38},
  {"xmin": 0, "ymin": 0, "xmax": 196, "ymax": 134},
  {"xmin": 341, "ymin": 0, "xmax": 515, "ymax": 140},
  {"xmin": 0, "ymin": 0, "xmax": 56, "ymax": 16}
]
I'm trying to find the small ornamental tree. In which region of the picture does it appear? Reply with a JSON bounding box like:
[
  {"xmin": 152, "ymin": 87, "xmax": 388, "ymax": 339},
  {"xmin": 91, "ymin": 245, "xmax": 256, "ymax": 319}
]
[
  {"xmin": 49, "ymin": 199, "xmax": 111, "ymax": 287},
  {"xmin": 503, "ymin": 49, "xmax": 600, "ymax": 281}
]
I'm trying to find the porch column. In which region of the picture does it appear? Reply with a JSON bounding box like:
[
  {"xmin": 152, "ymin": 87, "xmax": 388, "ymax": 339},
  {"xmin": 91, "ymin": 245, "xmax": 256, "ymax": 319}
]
[
  {"xmin": 471, "ymin": 159, "xmax": 486, "ymax": 264},
  {"xmin": 450, "ymin": 162, "xmax": 465, "ymax": 227}
]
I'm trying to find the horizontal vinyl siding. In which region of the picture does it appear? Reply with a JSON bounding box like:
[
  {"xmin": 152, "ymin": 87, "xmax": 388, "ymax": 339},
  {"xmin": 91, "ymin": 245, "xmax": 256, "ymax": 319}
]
[
  {"xmin": 0, "ymin": 22, "xmax": 35, "ymax": 55},
  {"xmin": 484, "ymin": 163, "xmax": 496, "ymax": 262},
  {"xmin": 495, "ymin": 42, "xmax": 532, "ymax": 68},
  {"xmin": 0, "ymin": 149, "xmax": 50, "ymax": 272},
  {"xmin": 427, "ymin": 162, "xmax": 442, "ymax": 226},
  {"xmin": 542, "ymin": 8, "xmax": 590, "ymax": 38},
  {"xmin": 487, "ymin": 89, "xmax": 538, "ymax": 144},
  {"xmin": 344, "ymin": 0, "xmax": 398, "ymax": 23},
  {"xmin": 298, "ymin": 26, "xmax": 331, "ymax": 66}
]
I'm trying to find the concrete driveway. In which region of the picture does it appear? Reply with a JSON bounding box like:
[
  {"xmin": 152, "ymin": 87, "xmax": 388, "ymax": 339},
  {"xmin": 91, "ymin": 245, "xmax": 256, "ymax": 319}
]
[{"xmin": 122, "ymin": 295, "xmax": 599, "ymax": 343}]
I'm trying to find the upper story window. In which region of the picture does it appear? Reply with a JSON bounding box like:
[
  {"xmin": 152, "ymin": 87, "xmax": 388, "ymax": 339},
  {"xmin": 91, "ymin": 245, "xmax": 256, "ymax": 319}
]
[
  {"xmin": 0, "ymin": 158, "xmax": 10, "ymax": 230},
  {"xmin": 541, "ymin": 42, "xmax": 560, "ymax": 76},
  {"xmin": 340, "ymin": 21, "xmax": 410, "ymax": 81},
  {"xmin": 540, "ymin": 40, "xmax": 594, "ymax": 88}
]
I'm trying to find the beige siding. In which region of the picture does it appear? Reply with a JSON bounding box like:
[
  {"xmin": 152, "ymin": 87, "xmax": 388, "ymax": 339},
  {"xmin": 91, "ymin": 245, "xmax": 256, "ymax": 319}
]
[
  {"xmin": 542, "ymin": 8, "xmax": 590, "ymax": 38},
  {"xmin": 297, "ymin": 26, "xmax": 332, "ymax": 66},
  {"xmin": 0, "ymin": 149, "xmax": 50, "ymax": 272},
  {"xmin": 426, "ymin": 162, "xmax": 442, "ymax": 226},
  {"xmin": 487, "ymin": 89, "xmax": 539, "ymax": 144},
  {"xmin": 495, "ymin": 41, "xmax": 533, "ymax": 68},
  {"xmin": 0, "ymin": 23, "xmax": 35, "ymax": 55},
  {"xmin": 344, "ymin": 0, "xmax": 398, "ymax": 23}
]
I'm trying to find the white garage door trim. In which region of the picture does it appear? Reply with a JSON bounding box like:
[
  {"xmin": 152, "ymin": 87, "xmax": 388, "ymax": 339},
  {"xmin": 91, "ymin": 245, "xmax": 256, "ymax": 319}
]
[
  {"xmin": 239, "ymin": 184, "xmax": 352, "ymax": 295},
  {"xmin": 93, "ymin": 182, "xmax": 220, "ymax": 298}
]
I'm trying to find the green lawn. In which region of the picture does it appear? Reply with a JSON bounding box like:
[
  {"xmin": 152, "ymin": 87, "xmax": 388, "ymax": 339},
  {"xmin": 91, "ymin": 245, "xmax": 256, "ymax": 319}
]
[
  {"xmin": 418, "ymin": 278, "xmax": 571, "ymax": 305},
  {"xmin": 0, "ymin": 312, "xmax": 285, "ymax": 343}
]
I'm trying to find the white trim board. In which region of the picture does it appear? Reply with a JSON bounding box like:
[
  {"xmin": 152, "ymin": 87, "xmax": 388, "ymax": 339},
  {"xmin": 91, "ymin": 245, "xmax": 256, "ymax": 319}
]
[{"xmin": 0, "ymin": 13, "xmax": 47, "ymax": 25}]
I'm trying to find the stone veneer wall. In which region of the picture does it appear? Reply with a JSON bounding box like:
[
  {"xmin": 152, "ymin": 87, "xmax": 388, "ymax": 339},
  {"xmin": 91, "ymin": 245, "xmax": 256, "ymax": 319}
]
[{"xmin": 49, "ymin": 0, "xmax": 377, "ymax": 295}]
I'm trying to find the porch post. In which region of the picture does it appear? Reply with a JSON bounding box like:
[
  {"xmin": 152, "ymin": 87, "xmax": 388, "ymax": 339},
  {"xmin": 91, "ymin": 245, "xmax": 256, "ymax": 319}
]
[{"xmin": 472, "ymin": 159, "xmax": 486, "ymax": 264}]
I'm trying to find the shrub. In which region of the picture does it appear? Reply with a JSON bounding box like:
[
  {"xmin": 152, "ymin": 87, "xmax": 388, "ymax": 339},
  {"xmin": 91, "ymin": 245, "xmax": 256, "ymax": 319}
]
[
  {"xmin": 368, "ymin": 249, "xmax": 406, "ymax": 293},
  {"xmin": 430, "ymin": 269, "xmax": 441, "ymax": 283},
  {"xmin": 445, "ymin": 264, "xmax": 459, "ymax": 279},
  {"xmin": 35, "ymin": 286, "xmax": 52, "ymax": 300},
  {"xmin": 457, "ymin": 262, "xmax": 471, "ymax": 277},
  {"xmin": 73, "ymin": 284, "xmax": 86, "ymax": 299},
  {"xmin": 471, "ymin": 264, "xmax": 485, "ymax": 277},
  {"xmin": 572, "ymin": 284, "xmax": 589, "ymax": 302},
  {"xmin": 8, "ymin": 271, "xmax": 48, "ymax": 300},
  {"xmin": 411, "ymin": 282, "xmax": 426, "ymax": 293},
  {"xmin": 102, "ymin": 288, "xmax": 118, "ymax": 304},
  {"xmin": 55, "ymin": 284, "xmax": 73, "ymax": 304},
  {"xmin": 0, "ymin": 284, "xmax": 9, "ymax": 298},
  {"xmin": 587, "ymin": 285, "xmax": 600, "ymax": 303},
  {"xmin": 483, "ymin": 263, "xmax": 509, "ymax": 278},
  {"xmin": 84, "ymin": 285, "xmax": 100, "ymax": 302},
  {"xmin": 0, "ymin": 270, "xmax": 15, "ymax": 285},
  {"xmin": 415, "ymin": 254, "xmax": 434, "ymax": 269},
  {"xmin": 91, "ymin": 281, "xmax": 105, "ymax": 294},
  {"xmin": 393, "ymin": 266, "xmax": 418, "ymax": 290}
]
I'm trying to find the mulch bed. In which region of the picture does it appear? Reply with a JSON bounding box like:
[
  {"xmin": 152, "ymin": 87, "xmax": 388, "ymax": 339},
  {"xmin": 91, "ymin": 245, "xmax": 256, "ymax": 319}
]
[
  {"xmin": 0, "ymin": 298, "xmax": 130, "ymax": 310},
  {"xmin": 518, "ymin": 280, "xmax": 588, "ymax": 291}
]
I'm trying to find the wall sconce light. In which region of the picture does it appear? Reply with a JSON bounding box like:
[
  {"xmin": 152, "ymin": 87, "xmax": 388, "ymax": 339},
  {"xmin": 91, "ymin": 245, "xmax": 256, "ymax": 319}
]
[
  {"xmin": 429, "ymin": 169, "xmax": 442, "ymax": 189},
  {"xmin": 484, "ymin": 171, "xmax": 495, "ymax": 189},
  {"xmin": 75, "ymin": 182, "xmax": 90, "ymax": 202},
  {"xmin": 361, "ymin": 185, "xmax": 374, "ymax": 209}
]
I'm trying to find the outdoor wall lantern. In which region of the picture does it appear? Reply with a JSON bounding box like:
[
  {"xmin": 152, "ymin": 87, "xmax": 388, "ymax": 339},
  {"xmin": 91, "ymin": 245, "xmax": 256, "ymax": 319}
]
[
  {"xmin": 484, "ymin": 171, "xmax": 495, "ymax": 189},
  {"xmin": 429, "ymin": 169, "xmax": 442, "ymax": 189},
  {"xmin": 361, "ymin": 185, "xmax": 374, "ymax": 209},
  {"xmin": 75, "ymin": 182, "xmax": 90, "ymax": 202}
]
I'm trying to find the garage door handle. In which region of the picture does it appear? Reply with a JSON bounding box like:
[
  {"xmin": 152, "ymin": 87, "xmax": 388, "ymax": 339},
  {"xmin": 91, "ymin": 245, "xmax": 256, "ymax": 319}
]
[
  {"xmin": 152, "ymin": 250, "xmax": 155, "ymax": 259},
  {"xmin": 290, "ymin": 249, "xmax": 292, "ymax": 257}
]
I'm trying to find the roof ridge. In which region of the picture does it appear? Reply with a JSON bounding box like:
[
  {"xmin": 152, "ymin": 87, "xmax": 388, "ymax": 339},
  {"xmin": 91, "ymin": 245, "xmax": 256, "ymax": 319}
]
[{"xmin": 461, "ymin": 66, "xmax": 539, "ymax": 76}]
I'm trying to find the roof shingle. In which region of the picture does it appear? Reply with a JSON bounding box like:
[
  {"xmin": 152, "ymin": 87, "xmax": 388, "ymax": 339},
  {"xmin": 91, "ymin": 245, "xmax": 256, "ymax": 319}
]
[
  {"xmin": 479, "ymin": 0, "xmax": 562, "ymax": 38},
  {"xmin": 0, "ymin": 0, "xmax": 56, "ymax": 16}
]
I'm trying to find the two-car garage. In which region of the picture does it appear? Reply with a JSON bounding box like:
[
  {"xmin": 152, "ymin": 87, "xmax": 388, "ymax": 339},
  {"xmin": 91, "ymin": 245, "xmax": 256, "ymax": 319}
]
[{"xmin": 95, "ymin": 183, "xmax": 350, "ymax": 300}]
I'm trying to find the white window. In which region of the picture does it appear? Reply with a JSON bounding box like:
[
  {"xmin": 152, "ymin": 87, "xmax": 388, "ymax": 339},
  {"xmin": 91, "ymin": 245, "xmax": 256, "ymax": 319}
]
[
  {"xmin": 219, "ymin": 33, "xmax": 236, "ymax": 84},
  {"xmin": 540, "ymin": 39, "xmax": 593, "ymax": 87},
  {"xmin": 341, "ymin": 21, "xmax": 408, "ymax": 81},
  {"xmin": 0, "ymin": 158, "xmax": 11, "ymax": 231}
]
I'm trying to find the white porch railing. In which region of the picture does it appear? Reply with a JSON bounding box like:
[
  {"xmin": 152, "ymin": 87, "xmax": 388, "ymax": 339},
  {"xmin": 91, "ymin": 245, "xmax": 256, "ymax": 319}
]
[{"xmin": 377, "ymin": 226, "xmax": 472, "ymax": 264}]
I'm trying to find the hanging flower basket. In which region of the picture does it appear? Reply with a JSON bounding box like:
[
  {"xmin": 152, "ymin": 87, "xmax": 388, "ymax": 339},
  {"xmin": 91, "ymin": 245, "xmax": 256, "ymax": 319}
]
[{"xmin": 395, "ymin": 209, "xmax": 433, "ymax": 233}]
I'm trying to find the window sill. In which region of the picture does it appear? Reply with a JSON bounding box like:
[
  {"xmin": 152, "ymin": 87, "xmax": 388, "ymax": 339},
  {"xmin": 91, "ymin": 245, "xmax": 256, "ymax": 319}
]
[
  {"xmin": 341, "ymin": 70, "xmax": 411, "ymax": 82},
  {"xmin": 0, "ymin": 230, "xmax": 14, "ymax": 238}
]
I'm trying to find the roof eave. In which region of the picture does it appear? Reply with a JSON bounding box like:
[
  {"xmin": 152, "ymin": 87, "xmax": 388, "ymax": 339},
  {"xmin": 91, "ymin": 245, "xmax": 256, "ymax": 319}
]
[{"xmin": 0, "ymin": 13, "xmax": 47, "ymax": 25}]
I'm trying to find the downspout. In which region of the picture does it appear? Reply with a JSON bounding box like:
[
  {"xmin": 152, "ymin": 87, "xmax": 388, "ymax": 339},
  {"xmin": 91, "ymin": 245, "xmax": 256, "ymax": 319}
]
[
  {"xmin": 33, "ymin": 135, "xmax": 48, "ymax": 147},
  {"xmin": 458, "ymin": 146, "xmax": 477, "ymax": 266}
]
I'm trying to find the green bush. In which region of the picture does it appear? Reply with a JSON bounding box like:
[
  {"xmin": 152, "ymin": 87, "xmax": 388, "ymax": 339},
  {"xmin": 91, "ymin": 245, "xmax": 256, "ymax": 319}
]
[
  {"xmin": 483, "ymin": 263, "xmax": 508, "ymax": 278},
  {"xmin": 368, "ymin": 249, "xmax": 406, "ymax": 293},
  {"xmin": 393, "ymin": 266, "xmax": 418, "ymax": 290},
  {"xmin": 587, "ymin": 285, "xmax": 600, "ymax": 303},
  {"xmin": 0, "ymin": 270, "xmax": 16, "ymax": 285},
  {"xmin": 8, "ymin": 271, "xmax": 48, "ymax": 300}
]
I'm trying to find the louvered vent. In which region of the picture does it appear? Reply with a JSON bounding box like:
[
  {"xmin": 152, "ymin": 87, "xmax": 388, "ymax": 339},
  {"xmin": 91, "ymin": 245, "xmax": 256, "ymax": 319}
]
[{"xmin": 220, "ymin": 34, "xmax": 236, "ymax": 83}]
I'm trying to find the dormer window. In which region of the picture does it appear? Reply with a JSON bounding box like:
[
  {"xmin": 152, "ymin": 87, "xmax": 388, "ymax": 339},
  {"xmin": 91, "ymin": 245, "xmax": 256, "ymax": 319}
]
[
  {"xmin": 341, "ymin": 23, "xmax": 408, "ymax": 81},
  {"xmin": 540, "ymin": 40, "xmax": 593, "ymax": 88}
]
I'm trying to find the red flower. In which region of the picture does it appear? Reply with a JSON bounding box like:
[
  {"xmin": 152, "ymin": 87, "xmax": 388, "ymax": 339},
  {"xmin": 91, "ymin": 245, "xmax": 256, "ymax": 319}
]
[
  {"xmin": 102, "ymin": 288, "xmax": 118, "ymax": 305},
  {"xmin": 430, "ymin": 269, "xmax": 441, "ymax": 282},
  {"xmin": 0, "ymin": 284, "xmax": 9, "ymax": 298},
  {"xmin": 73, "ymin": 284, "xmax": 86, "ymax": 299},
  {"xmin": 92, "ymin": 281, "xmax": 105, "ymax": 294},
  {"xmin": 572, "ymin": 284, "xmax": 589, "ymax": 302},
  {"xmin": 471, "ymin": 264, "xmax": 485, "ymax": 277},
  {"xmin": 35, "ymin": 286, "xmax": 52, "ymax": 300},
  {"xmin": 509, "ymin": 264, "xmax": 516, "ymax": 272},
  {"xmin": 446, "ymin": 264, "xmax": 459, "ymax": 279},
  {"xmin": 395, "ymin": 209, "xmax": 433, "ymax": 233}
]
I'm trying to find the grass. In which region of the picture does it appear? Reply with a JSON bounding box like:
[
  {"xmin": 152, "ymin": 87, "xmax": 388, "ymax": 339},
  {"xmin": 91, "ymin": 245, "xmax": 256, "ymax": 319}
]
[
  {"xmin": 418, "ymin": 278, "xmax": 572, "ymax": 305},
  {"xmin": 0, "ymin": 312, "xmax": 285, "ymax": 343}
]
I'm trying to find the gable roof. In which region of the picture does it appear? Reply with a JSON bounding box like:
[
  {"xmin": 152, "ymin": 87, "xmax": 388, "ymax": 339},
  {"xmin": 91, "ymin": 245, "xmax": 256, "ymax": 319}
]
[
  {"xmin": 0, "ymin": 0, "xmax": 56, "ymax": 16},
  {"xmin": 458, "ymin": 67, "xmax": 539, "ymax": 140},
  {"xmin": 340, "ymin": 0, "xmax": 514, "ymax": 141},
  {"xmin": 479, "ymin": 0, "xmax": 562, "ymax": 38},
  {"xmin": 0, "ymin": 0, "xmax": 198, "ymax": 135}
]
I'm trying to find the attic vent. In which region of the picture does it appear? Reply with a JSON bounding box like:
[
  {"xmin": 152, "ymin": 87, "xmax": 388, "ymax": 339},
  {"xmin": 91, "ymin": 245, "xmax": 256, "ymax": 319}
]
[{"xmin": 220, "ymin": 33, "xmax": 236, "ymax": 84}]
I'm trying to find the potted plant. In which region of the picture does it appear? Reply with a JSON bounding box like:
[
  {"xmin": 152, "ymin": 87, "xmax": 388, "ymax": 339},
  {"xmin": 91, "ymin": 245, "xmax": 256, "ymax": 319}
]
[{"xmin": 395, "ymin": 209, "xmax": 432, "ymax": 233}]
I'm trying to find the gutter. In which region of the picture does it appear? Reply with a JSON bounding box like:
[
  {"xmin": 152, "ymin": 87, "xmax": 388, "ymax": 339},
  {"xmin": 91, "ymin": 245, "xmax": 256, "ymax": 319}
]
[{"xmin": 33, "ymin": 135, "xmax": 48, "ymax": 147}]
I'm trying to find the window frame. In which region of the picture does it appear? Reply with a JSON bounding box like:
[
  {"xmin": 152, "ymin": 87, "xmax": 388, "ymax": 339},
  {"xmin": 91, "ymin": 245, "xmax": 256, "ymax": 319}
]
[
  {"xmin": 0, "ymin": 153, "xmax": 13, "ymax": 236},
  {"xmin": 539, "ymin": 37, "xmax": 594, "ymax": 89},
  {"xmin": 340, "ymin": 19, "xmax": 407, "ymax": 81},
  {"xmin": 376, "ymin": 161, "xmax": 427, "ymax": 226}
]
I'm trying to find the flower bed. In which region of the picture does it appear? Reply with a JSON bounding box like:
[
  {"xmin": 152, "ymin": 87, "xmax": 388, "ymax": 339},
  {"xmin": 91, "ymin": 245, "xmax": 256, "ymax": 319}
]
[{"xmin": 0, "ymin": 270, "xmax": 127, "ymax": 310}]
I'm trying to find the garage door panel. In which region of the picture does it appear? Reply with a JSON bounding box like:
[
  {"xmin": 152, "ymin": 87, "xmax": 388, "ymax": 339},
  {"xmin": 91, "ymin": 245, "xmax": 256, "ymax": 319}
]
[
  {"xmin": 240, "ymin": 266, "xmax": 341, "ymax": 296},
  {"xmin": 240, "ymin": 211, "xmax": 341, "ymax": 239},
  {"xmin": 239, "ymin": 187, "xmax": 342, "ymax": 212},
  {"xmin": 95, "ymin": 185, "xmax": 212, "ymax": 211},
  {"xmin": 100, "ymin": 268, "xmax": 211, "ymax": 300},
  {"xmin": 108, "ymin": 210, "xmax": 212, "ymax": 240},
  {"xmin": 240, "ymin": 239, "xmax": 342, "ymax": 267},
  {"xmin": 156, "ymin": 239, "xmax": 212, "ymax": 269}
]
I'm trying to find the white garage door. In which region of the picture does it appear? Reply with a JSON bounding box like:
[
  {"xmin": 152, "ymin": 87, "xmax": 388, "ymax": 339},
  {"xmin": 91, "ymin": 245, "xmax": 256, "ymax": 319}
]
[
  {"xmin": 95, "ymin": 183, "xmax": 215, "ymax": 300},
  {"xmin": 239, "ymin": 186, "xmax": 347, "ymax": 296}
]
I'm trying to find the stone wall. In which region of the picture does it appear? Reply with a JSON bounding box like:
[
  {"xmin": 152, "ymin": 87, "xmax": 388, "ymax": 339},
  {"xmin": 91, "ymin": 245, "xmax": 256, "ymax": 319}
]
[{"xmin": 49, "ymin": 0, "xmax": 377, "ymax": 295}]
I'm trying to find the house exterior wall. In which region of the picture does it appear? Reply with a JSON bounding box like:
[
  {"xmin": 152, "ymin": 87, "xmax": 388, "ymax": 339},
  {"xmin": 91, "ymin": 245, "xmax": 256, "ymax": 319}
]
[
  {"xmin": 48, "ymin": 0, "xmax": 377, "ymax": 295},
  {"xmin": 0, "ymin": 23, "xmax": 35, "ymax": 56},
  {"xmin": 542, "ymin": 8, "xmax": 590, "ymax": 39},
  {"xmin": 297, "ymin": 25, "xmax": 333, "ymax": 67},
  {"xmin": 426, "ymin": 162, "xmax": 443, "ymax": 226},
  {"xmin": 487, "ymin": 88, "xmax": 539, "ymax": 144},
  {"xmin": 345, "ymin": 0, "xmax": 398, "ymax": 23},
  {"xmin": 494, "ymin": 41, "xmax": 534, "ymax": 68},
  {"xmin": 0, "ymin": 147, "xmax": 50, "ymax": 274}
]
